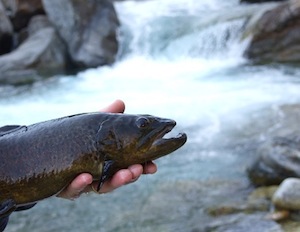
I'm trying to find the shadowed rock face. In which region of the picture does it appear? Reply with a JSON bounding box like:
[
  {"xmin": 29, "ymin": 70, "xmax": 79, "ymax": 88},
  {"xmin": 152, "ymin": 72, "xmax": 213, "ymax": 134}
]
[
  {"xmin": 0, "ymin": 1, "xmax": 13, "ymax": 55},
  {"xmin": 243, "ymin": 0, "xmax": 300, "ymax": 64}
]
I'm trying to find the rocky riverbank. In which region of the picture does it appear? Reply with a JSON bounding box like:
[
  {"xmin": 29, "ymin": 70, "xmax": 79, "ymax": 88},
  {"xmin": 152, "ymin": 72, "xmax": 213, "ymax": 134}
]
[
  {"xmin": 1, "ymin": 0, "xmax": 300, "ymax": 85},
  {"xmin": 0, "ymin": 0, "xmax": 119, "ymax": 85}
]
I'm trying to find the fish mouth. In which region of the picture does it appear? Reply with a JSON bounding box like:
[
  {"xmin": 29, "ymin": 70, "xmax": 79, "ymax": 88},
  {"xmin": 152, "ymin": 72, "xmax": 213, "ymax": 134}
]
[{"xmin": 145, "ymin": 120, "xmax": 187, "ymax": 160}]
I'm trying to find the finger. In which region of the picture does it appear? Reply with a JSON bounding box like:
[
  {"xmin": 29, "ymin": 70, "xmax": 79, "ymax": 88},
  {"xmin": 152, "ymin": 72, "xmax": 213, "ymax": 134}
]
[
  {"xmin": 95, "ymin": 169, "xmax": 133, "ymax": 193},
  {"xmin": 127, "ymin": 164, "xmax": 144, "ymax": 183},
  {"xmin": 93, "ymin": 164, "xmax": 143, "ymax": 194},
  {"xmin": 57, "ymin": 173, "xmax": 93, "ymax": 199},
  {"xmin": 100, "ymin": 99, "xmax": 125, "ymax": 113},
  {"xmin": 143, "ymin": 161, "xmax": 157, "ymax": 174}
]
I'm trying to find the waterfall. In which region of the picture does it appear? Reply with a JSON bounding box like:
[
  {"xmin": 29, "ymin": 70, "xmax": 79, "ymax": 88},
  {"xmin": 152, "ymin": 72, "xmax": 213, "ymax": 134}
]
[{"xmin": 116, "ymin": 0, "xmax": 246, "ymax": 61}]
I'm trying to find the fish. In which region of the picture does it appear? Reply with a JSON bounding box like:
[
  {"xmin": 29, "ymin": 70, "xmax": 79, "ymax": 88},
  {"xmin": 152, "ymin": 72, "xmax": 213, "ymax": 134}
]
[{"xmin": 0, "ymin": 112, "xmax": 187, "ymax": 219}]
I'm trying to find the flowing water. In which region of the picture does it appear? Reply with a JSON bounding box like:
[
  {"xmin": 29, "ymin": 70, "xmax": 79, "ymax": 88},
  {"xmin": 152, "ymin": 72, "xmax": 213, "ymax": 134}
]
[{"xmin": 2, "ymin": 0, "xmax": 300, "ymax": 231}]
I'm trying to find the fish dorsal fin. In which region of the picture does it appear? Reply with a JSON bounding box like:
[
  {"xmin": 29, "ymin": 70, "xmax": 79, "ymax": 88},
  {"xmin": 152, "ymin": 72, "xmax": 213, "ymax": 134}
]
[{"xmin": 0, "ymin": 125, "xmax": 26, "ymax": 136}]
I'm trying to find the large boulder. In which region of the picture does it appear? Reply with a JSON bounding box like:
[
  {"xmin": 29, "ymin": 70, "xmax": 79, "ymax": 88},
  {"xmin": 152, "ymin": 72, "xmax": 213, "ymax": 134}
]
[
  {"xmin": 243, "ymin": 0, "xmax": 300, "ymax": 64},
  {"xmin": 0, "ymin": 15, "xmax": 67, "ymax": 85},
  {"xmin": 42, "ymin": 0, "xmax": 119, "ymax": 68},
  {"xmin": 247, "ymin": 135, "xmax": 300, "ymax": 186},
  {"xmin": 0, "ymin": 1, "xmax": 13, "ymax": 54}
]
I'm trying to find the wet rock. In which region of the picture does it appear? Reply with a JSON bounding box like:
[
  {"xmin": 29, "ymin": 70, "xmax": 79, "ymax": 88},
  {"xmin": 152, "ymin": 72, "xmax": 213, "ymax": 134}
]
[
  {"xmin": 0, "ymin": 70, "xmax": 39, "ymax": 85},
  {"xmin": 248, "ymin": 136, "xmax": 300, "ymax": 186},
  {"xmin": 26, "ymin": 15, "xmax": 52, "ymax": 35},
  {"xmin": 1, "ymin": 0, "xmax": 44, "ymax": 31},
  {"xmin": 272, "ymin": 178, "xmax": 300, "ymax": 210},
  {"xmin": 248, "ymin": 186, "xmax": 278, "ymax": 200},
  {"xmin": 0, "ymin": 15, "xmax": 67, "ymax": 85},
  {"xmin": 123, "ymin": 180, "xmax": 281, "ymax": 232},
  {"xmin": 0, "ymin": 1, "xmax": 13, "ymax": 54},
  {"xmin": 207, "ymin": 186, "xmax": 278, "ymax": 217},
  {"xmin": 203, "ymin": 213, "xmax": 283, "ymax": 232},
  {"xmin": 42, "ymin": 0, "xmax": 119, "ymax": 68},
  {"xmin": 243, "ymin": 0, "xmax": 300, "ymax": 64},
  {"xmin": 241, "ymin": 0, "xmax": 287, "ymax": 3},
  {"xmin": 281, "ymin": 220, "xmax": 300, "ymax": 231}
]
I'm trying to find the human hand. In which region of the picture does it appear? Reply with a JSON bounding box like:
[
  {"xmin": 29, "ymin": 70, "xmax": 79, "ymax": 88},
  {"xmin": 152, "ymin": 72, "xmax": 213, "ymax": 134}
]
[{"xmin": 57, "ymin": 100, "xmax": 157, "ymax": 199}]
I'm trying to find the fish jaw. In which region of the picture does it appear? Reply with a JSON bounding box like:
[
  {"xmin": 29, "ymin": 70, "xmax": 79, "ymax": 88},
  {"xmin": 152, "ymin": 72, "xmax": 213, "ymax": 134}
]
[
  {"xmin": 145, "ymin": 131, "xmax": 187, "ymax": 161},
  {"xmin": 139, "ymin": 118, "xmax": 187, "ymax": 161}
]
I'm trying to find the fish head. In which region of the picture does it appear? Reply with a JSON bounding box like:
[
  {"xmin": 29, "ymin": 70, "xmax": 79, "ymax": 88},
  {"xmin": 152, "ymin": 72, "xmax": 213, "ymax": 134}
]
[{"xmin": 98, "ymin": 114, "xmax": 187, "ymax": 166}]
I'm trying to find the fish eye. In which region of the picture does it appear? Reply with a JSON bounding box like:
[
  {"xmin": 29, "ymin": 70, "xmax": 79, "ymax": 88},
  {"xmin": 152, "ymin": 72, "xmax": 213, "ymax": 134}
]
[{"xmin": 136, "ymin": 117, "xmax": 150, "ymax": 129}]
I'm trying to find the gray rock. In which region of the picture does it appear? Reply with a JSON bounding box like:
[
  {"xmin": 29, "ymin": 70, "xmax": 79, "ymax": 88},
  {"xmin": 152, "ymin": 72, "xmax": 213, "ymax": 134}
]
[
  {"xmin": 248, "ymin": 136, "xmax": 300, "ymax": 186},
  {"xmin": 243, "ymin": 0, "xmax": 300, "ymax": 64},
  {"xmin": 42, "ymin": 0, "xmax": 119, "ymax": 68},
  {"xmin": 0, "ymin": 1, "xmax": 13, "ymax": 54},
  {"xmin": 272, "ymin": 178, "xmax": 300, "ymax": 210},
  {"xmin": 1, "ymin": 0, "xmax": 44, "ymax": 31},
  {"xmin": 27, "ymin": 15, "xmax": 53, "ymax": 35},
  {"xmin": 241, "ymin": 0, "xmax": 287, "ymax": 3},
  {"xmin": 0, "ymin": 16, "xmax": 67, "ymax": 85}
]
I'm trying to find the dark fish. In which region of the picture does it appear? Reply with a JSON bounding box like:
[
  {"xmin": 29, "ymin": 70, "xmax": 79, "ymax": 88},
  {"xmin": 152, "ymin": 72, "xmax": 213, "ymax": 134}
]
[{"xmin": 0, "ymin": 112, "xmax": 187, "ymax": 219}]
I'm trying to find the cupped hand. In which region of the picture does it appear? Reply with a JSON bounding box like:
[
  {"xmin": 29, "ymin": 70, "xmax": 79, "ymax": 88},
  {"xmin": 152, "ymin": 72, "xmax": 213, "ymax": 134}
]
[{"xmin": 57, "ymin": 100, "xmax": 157, "ymax": 199}]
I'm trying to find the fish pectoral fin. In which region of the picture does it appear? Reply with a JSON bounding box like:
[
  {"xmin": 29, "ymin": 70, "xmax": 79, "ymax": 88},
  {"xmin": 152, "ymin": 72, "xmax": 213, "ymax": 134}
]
[
  {"xmin": 15, "ymin": 203, "xmax": 37, "ymax": 212},
  {"xmin": 97, "ymin": 160, "xmax": 115, "ymax": 191},
  {"xmin": 0, "ymin": 125, "xmax": 26, "ymax": 136},
  {"xmin": 0, "ymin": 215, "xmax": 9, "ymax": 232},
  {"xmin": 0, "ymin": 199, "xmax": 16, "ymax": 218}
]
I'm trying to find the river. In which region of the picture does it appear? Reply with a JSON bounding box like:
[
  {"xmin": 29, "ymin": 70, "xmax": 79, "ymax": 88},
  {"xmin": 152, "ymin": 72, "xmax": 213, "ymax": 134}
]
[{"xmin": 2, "ymin": 0, "xmax": 300, "ymax": 231}]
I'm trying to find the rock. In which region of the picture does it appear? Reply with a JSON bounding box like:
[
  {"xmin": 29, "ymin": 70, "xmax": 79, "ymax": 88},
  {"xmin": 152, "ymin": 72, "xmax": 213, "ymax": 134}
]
[
  {"xmin": 243, "ymin": 0, "xmax": 300, "ymax": 64},
  {"xmin": 26, "ymin": 14, "xmax": 53, "ymax": 35},
  {"xmin": 272, "ymin": 178, "xmax": 300, "ymax": 210},
  {"xmin": 0, "ymin": 70, "xmax": 40, "ymax": 85},
  {"xmin": 203, "ymin": 214, "xmax": 283, "ymax": 232},
  {"xmin": 247, "ymin": 136, "xmax": 300, "ymax": 186},
  {"xmin": 0, "ymin": 15, "xmax": 67, "ymax": 85},
  {"xmin": 0, "ymin": 1, "xmax": 13, "ymax": 55},
  {"xmin": 241, "ymin": 0, "xmax": 287, "ymax": 3},
  {"xmin": 1, "ymin": 0, "xmax": 44, "ymax": 31},
  {"xmin": 248, "ymin": 186, "xmax": 278, "ymax": 200},
  {"xmin": 42, "ymin": 0, "xmax": 119, "ymax": 68},
  {"xmin": 127, "ymin": 180, "xmax": 281, "ymax": 232}
]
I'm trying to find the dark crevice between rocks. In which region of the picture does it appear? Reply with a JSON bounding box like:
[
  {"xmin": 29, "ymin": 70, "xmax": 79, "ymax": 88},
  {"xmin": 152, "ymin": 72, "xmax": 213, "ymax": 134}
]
[{"xmin": 0, "ymin": 33, "xmax": 13, "ymax": 55}]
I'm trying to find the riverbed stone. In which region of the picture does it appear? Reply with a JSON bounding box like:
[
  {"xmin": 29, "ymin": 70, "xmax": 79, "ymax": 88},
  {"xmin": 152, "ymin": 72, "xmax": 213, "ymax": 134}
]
[
  {"xmin": 241, "ymin": 0, "xmax": 287, "ymax": 3},
  {"xmin": 248, "ymin": 135, "xmax": 300, "ymax": 186},
  {"xmin": 42, "ymin": 0, "xmax": 119, "ymax": 68},
  {"xmin": 0, "ymin": 15, "xmax": 67, "ymax": 85},
  {"xmin": 272, "ymin": 178, "xmax": 300, "ymax": 210},
  {"xmin": 0, "ymin": 1, "xmax": 13, "ymax": 55},
  {"xmin": 134, "ymin": 180, "xmax": 281, "ymax": 232},
  {"xmin": 243, "ymin": 0, "xmax": 300, "ymax": 64}
]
